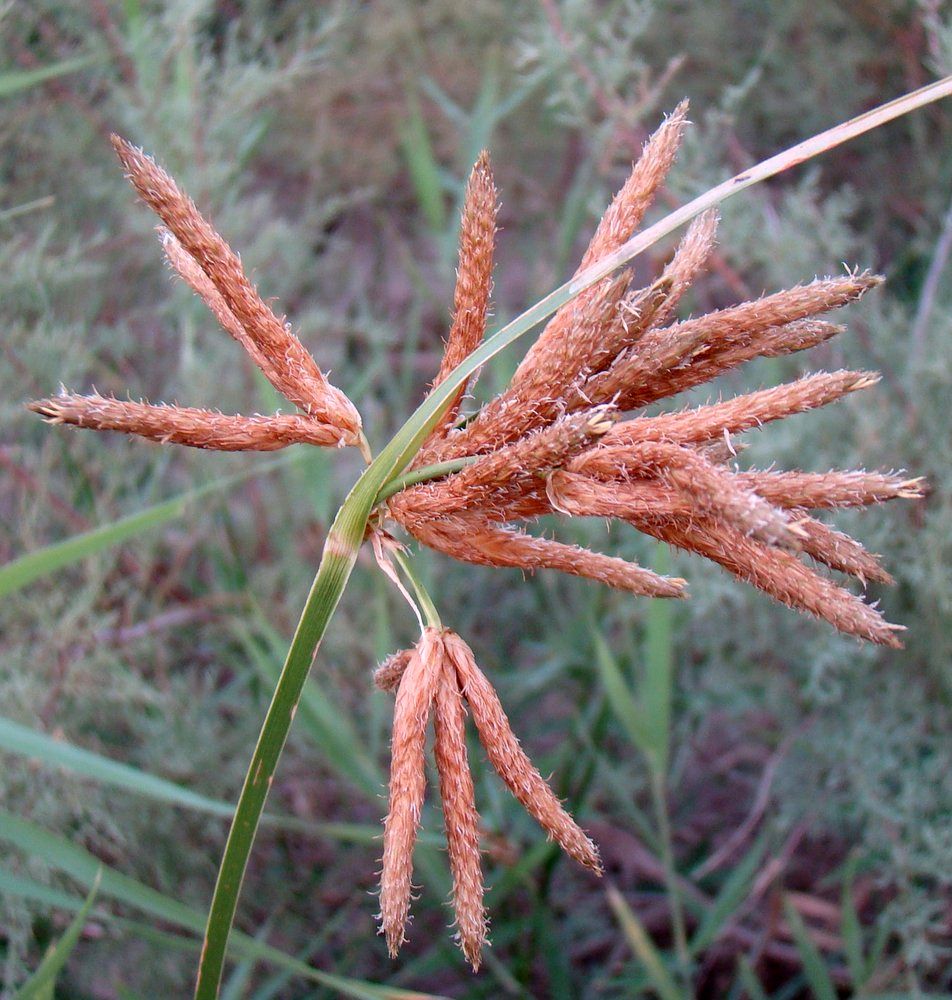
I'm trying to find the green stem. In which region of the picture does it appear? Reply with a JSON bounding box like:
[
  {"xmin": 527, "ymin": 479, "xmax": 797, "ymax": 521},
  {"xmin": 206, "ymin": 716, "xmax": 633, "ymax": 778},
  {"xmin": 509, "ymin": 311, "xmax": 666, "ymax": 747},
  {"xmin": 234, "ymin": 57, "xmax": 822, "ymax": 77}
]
[
  {"xmin": 391, "ymin": 548, "xmax": 442, "ymax": 628},
  {"xmin": 375, "ymin": 457, "xmax": 476, "ymax": 504},
  {"xmin": 194, "ymin": 506, "xmax": 367, "ymax": 998},
  {"xmin": 649, "ymin": 768, "xmax": 690, "ymax": 984}
]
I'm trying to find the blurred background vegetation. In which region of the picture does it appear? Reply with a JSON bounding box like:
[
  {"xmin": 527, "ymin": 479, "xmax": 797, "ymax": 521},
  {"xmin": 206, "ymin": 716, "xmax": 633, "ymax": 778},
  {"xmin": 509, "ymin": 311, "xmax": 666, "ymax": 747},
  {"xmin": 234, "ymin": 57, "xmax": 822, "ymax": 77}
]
[{"xmin": 1, "ymin": 1, "xmax": 951, "ymax": 997}]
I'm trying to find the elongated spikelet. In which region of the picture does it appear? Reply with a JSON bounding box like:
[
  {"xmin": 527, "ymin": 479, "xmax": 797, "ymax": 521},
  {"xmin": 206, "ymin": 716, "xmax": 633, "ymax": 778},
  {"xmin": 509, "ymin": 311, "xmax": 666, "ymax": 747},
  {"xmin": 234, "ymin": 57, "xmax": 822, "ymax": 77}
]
[
  {"xmin": 579, "ymin": 99, "xmax": 690, "ymax": 269},
  {"xmin": 426, "ymin": 153, "xmax": 498, "ymax": 440},
  {"xmin": 433, "ymin": 665, "xmax": 487, "ymax": 969},
  {"xmin": 111, "ymin": 135, "xmax": 361, "ymax": 437},
  {"xmin": 511, "ymin": 102, "xmax": 689, "ymax": 391},
  {"xmin": 792, "ymin": 516, "xmax": 893, "ymax": 585},
  {"xmin": 637, "ymin": 515, "xmax": 902, "ymax": 646},
  {"xmin": 735, "ymin": 469, "xmax": 926, "ymax": 509},
  {"xmin": 28, "ymin": 392, "xmax": 344, "ymax": 450},
  {"xmin": 604, "ymin": 371, "xmax": 880, "ymax": 447},
  {"xmin": 410, "ymin": 514, "xmax": 685, "ymax": 598},
  {"xmin": 379, "ymin": 630, "xmax": 442, "ymax": 956},
  {"xmin": 443, "ymin": 632, "xmax": 602, "ymax": 873},
  {"xmin": 161, "ymin": 230, "xmax": 297, "ymax": 399}
]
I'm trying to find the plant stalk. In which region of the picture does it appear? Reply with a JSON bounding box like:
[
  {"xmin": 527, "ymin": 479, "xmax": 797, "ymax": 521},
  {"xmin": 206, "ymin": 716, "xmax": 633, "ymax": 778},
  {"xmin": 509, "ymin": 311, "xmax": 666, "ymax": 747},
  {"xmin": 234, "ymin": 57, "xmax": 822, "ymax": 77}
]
[{"xmin": 649, "ymin": 767, "xmax": 690, "ymax": 983}]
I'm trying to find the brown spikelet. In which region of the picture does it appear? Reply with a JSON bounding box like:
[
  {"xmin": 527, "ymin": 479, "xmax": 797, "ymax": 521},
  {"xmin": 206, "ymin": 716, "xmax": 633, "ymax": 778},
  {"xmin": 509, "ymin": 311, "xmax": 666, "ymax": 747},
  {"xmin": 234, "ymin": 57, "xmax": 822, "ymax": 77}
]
[
  {"xmin": 443, "ymin": 632, "xmax": 602, "ymax": 873},
  {"xmin": 426, "ymin": 153, "xmax": 498, "ymax": 440},
  {"xmin": 579, "ymin": 99, "xmax": 689, "ymax": 270},
  {"xmin": 379, "ymin": 630, "xmax": 442, "ymax": 957},
  {"xmin": 734, "ymin": 470, "xmax": 927, "ymax": 509},
  {"xmin": 505, "ymin": 102, "xmax": 689, "ymax": 398},
  {"xmin": 28, "ymin": 392, "xmax": 342, "ymax": 450},
  {"xmin": 374, "ymin": 649, "xmax": 413, "ymax": 693},
  {"xmin": 393, "ymin": 407, "xmax": 615, "ymax": 521},
  {"xmin": 604, "ymin": 371, "xmax": 880, "ymax": 447},
  {"xmin": 637, "ymin": 515, "xmax": 903, "ymax": 646},
  {"xmin": 433, "ymin": 663, "xmax": 486, "ymax": 969},
  {"xmin": 161, "ymin": 230, "xmax": 295, "ymax": 400},
  {"xmin": 111, "ymin": 135, "xmax": 360, "ymax": 436},
  {"xmin": 792, "ymin": 516, "xmax": 893, "ymax": 585},
  {"xmin": 411, "ymin": 514, "xmax": 685, "ymax": 598}
]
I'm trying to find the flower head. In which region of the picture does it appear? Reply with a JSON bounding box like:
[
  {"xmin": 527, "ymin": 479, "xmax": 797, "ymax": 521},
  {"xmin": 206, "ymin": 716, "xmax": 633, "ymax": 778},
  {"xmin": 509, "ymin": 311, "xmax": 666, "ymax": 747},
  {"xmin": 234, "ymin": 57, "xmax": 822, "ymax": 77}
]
[
  {"xmin": 376, "ymin": 628, "xmax": 600, "ymax": 969},
  {"xmin": 387, "ymin": 105, "xmax": 923, "ymax": 647}
]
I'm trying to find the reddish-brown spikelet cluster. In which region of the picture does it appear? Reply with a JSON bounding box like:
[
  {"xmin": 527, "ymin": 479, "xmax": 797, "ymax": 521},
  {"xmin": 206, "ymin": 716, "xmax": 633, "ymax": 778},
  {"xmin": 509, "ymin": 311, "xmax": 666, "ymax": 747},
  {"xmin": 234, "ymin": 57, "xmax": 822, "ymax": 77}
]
[
  {"xmin": 375, "ymin": 628, "xmax": 601, "ymax": 969},
  {"xmin": 388, "ymin": 104, "xmax": 924, "ymax": 648},
  {"xmin": 29, "ymin": 137, "xmax": 363, "ymax": 455},
  {"xmin": 27, "ymin": 110, "xmax": 926, "ymax": 972}
]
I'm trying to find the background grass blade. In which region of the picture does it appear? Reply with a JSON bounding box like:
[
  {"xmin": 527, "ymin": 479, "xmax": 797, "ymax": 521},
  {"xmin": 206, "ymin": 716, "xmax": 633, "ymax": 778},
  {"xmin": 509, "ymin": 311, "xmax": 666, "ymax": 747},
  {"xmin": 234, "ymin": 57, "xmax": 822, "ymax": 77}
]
[
  {"xmin": 14, "ymin": 871, "xmax": 101, "ymax": 1000},
  {"xmin": 0, "ymin": 715, "xmax": 369, "ymax": 839},
  {"xmin": 0, "ymin": 56, "xmax": 98, "ymax": 98},
  {"xmin": 0, "ymin": 813, "xmax": 448, "ymax": 1000},
  {"xmin": 400, "ymin": 90, "xmax": 446, "ymax": 231},
  {"xmin": 0, "ymin": 456, "xmax": 296, "ymax": 598},
  {"xmin": 592, "ymin": 627, "xmax": 653, "ymax": 757},
  {"xmin": 690, "ymin": 835, "xmax": 766, "ymax": 955},
  {"xmin": 783, "ymin": 897, "xmax": 837, "ymax": 1000},
  {"xmin": 642, "ymin": 544, "xmax": 675, "ymax": 774},
  {"xmin": 606, "ymin": 884, "xmax": 685, "ymax": 1000}
]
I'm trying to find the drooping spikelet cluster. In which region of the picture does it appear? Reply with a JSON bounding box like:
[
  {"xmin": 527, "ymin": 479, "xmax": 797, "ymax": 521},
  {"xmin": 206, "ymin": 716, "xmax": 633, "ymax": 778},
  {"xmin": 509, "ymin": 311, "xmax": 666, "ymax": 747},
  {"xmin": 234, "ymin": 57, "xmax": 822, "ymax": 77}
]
[
  {"xmin": 374, "ymin": 628, "xmax": 601, "ymax": 969},
  {"xmin": 30, "ymin": 137, "xmax": 364, "ymax": 455},
  {"xmin": 388, "ymin": 102, "xmax": 923, "ymax": 647}
]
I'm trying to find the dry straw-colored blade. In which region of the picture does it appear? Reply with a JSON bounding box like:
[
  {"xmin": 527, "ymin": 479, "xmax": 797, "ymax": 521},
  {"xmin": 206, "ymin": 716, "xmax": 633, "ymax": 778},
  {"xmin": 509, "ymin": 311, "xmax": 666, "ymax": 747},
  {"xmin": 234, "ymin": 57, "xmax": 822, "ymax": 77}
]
[
  {"xmin": 433, "ymin": 660, "xmax": 487, "ymax": 969},
  {"xmin": 29, "ymin": 392, "xmax": 343, "ymax": 450},
  {"xmin": 443, "ymin": 633, "xmax": 602, "ymax": 872},
  {"xmin": 379, "ymin": 630, "xmax": 442, "ymax": 957},
  {"xmin": 111, "ymin": 136, "xmax": 360, "ymax": 438}
]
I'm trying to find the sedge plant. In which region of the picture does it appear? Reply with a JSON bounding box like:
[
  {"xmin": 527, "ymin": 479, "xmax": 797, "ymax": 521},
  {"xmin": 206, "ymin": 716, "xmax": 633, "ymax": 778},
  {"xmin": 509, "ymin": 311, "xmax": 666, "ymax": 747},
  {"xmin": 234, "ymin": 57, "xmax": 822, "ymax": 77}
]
[{"xmin": 27, "ymin": 77, "xmax": 952, "ymax": 995}]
